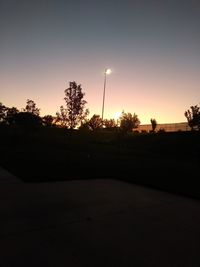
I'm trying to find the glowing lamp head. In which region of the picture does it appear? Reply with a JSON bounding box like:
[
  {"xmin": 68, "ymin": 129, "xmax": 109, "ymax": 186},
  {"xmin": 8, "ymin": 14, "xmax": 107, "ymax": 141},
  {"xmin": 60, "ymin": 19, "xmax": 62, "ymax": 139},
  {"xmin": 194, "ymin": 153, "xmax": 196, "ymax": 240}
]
[
  {"xmin": 105, "ymin": 68, "xmax": 111, "ymax": 75},
  {"xmin": 114, "ymin": 111, "xmax": 121, "ymax": 120}
]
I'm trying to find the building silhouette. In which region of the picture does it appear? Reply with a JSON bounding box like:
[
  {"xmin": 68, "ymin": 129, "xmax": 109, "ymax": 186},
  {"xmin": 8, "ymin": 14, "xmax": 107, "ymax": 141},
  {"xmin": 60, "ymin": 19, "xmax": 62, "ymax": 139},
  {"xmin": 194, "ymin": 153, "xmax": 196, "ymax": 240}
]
[{"xmin": 138, "ymin": 122, "xmax": 190, "ymax": 132}]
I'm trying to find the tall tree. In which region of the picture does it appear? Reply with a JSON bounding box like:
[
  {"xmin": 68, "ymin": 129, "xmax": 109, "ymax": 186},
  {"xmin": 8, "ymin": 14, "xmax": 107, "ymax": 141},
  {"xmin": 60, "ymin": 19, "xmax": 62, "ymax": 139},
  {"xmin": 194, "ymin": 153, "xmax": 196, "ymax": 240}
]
[
  {"xmin": 57, "ymin": 81, "xmax": 89, "ymax": 129},
  {"xmin": 119, "ymin": 111, "xmax": 140, "ymax": 133},
  {"xmin": 24, "ymin": 99, "xmax": 40, "ymax": 116},
  {"xmin": 185, "ymin": 105, "xmax": 200, "ymax": 131}
]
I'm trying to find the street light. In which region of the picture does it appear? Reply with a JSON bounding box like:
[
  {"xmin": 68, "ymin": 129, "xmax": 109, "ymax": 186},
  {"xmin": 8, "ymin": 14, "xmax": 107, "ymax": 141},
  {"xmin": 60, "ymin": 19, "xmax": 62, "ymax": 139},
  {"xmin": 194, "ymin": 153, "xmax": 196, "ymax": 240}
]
[{"xmin": 101, "ymin": 68, "xmax": 111, "ymax": 120}]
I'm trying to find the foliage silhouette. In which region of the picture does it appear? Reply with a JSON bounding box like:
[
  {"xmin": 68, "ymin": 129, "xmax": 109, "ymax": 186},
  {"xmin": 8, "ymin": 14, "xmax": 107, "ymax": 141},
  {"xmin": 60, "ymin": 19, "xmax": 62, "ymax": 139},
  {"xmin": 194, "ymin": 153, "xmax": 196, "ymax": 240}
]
[
  {"xmin": 119, "ymin": 111, "xmax": 140, "ymax": 133},
  {"xmin": 23, "ymin": 99, "xmax": 40, "ymax": 116},
  {"xmin": 185, "ymin": 105, "xmax": 200, "ymax": 131},
  {"xmin": 103, "ymin": 119, "xmax": 118, "ymax": 130},
  {"xmin": 88, "ymin": 114, "xmax": 103, "ymax": 131},
  {"xmin": 56, "ymin": 81, "xmax": 89, "ymax": 129},
  {"xmin": 150, "ymin": 118, "xmax": 157, "ymax": 132},
  {"xmin": 0, "ymin": 102, "xmax": 19, "ymax": 125},
  {"xmin": 55, "ymin": 105, "xmax": 68, "ymax": 127},
  {"xmin": 43, "ymin": 115, "xmax": 54, "ymax": 127},
  {"xmin": 10, "ymin": 112, "xmax": 43, "ymax": 130},
  {"xmin": 5, "ymin": 107, "xmax": 19, "ymax": 125},
  {"xmin": 0, "ymin": 102, "xmax": 7, "ymax": 124}
]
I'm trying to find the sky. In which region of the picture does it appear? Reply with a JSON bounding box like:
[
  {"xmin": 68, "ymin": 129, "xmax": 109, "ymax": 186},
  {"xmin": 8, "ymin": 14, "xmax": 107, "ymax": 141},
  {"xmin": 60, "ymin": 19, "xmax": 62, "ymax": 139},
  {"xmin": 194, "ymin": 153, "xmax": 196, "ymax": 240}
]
[{"xmin": 0, "ymin": 0, "xmax": 200, "ymax": 124}]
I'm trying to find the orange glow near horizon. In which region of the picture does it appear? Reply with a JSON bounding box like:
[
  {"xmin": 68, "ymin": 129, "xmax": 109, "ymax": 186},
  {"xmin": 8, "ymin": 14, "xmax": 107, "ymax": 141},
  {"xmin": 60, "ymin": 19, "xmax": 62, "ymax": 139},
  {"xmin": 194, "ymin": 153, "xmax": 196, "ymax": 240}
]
[{"xmin": 1, "ymin": 64, "xmax": 199, "ymax": 125}]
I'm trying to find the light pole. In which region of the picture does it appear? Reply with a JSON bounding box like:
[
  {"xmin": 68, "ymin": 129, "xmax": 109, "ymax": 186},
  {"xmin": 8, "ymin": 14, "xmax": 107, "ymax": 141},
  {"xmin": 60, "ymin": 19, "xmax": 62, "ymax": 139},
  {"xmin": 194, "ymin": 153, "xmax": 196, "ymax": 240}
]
[{"xmin": 101, "ymin": 68, "xmax": 111, "ymax": 120}]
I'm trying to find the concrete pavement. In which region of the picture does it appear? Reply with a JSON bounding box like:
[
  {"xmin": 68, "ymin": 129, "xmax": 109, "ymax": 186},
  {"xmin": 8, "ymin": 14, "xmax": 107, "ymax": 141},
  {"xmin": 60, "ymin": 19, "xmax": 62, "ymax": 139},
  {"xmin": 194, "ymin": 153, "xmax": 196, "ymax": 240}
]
[{"xmin": 0, "ymin": 177, "xmax": 200, "ymax": 266}]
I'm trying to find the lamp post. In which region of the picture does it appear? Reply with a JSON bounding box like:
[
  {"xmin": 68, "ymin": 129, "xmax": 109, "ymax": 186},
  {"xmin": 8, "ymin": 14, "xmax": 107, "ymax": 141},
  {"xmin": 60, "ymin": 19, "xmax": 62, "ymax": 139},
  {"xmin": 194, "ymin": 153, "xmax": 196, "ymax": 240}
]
[{"xmin": 101, "ymin": 68, "xmax": 111, "ymax": 120}]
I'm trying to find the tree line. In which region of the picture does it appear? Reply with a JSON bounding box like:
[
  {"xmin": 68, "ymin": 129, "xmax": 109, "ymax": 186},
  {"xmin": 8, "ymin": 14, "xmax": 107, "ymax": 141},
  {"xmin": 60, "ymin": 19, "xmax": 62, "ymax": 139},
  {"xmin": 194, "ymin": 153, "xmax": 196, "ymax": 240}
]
[{"xmin": 1, "ymin": 81, "xmax": 200, "ymax": 132}]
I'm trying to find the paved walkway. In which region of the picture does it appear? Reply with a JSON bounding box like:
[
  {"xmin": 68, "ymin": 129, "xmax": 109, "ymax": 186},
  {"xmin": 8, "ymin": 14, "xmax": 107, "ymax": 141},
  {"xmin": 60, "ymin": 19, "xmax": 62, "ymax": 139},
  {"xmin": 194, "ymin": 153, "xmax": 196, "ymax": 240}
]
[{"xmin": 0, "ymin": 178, "xmax": 200, "ymax": 266}]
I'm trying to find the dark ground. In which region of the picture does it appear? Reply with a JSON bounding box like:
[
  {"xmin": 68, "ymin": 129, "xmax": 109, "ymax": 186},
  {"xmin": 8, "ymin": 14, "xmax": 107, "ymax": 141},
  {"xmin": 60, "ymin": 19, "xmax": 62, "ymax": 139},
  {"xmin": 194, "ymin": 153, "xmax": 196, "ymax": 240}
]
[
  {"xmin": 0, "ymin": 126, "xmax": 200, "ymax": 199},
  {"xmin": 1, "ymin": 126, "xmax": 200, "ymax": 266},
  {"xmin": 1, "ymin": 179, "xmax": 200, "ymax": 267}
]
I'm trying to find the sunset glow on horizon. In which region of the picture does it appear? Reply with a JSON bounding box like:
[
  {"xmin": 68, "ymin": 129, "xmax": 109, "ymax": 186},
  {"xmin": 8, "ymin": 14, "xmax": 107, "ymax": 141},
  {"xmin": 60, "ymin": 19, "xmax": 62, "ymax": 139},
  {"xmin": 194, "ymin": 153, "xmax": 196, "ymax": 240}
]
[{"xmin": 1, "ymin": 0, "xmax": 200, "ymax": 124}]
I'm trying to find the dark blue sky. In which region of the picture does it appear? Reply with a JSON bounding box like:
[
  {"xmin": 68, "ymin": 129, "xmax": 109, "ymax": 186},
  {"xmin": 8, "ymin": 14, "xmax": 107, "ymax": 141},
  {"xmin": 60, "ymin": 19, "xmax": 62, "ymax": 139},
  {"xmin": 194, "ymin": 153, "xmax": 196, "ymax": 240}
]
[{"xmin": 1, "ymin": 0, "xmax": 200, "ymax": 123}]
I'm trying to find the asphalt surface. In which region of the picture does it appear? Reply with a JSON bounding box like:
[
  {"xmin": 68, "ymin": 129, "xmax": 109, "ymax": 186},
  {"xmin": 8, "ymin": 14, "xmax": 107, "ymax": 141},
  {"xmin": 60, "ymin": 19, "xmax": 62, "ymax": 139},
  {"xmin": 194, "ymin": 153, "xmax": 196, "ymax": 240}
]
[{"xmin": 0, "ymin": 168, "xmax": 200, "ymax": 266}]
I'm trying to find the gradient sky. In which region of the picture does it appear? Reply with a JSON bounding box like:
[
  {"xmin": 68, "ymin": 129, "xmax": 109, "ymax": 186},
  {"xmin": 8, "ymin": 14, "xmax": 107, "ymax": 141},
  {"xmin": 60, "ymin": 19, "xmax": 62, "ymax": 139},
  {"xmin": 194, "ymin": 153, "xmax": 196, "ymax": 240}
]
[{"xmin": 1, "ymin": 0, "xmax": 200, "ymax": 124}]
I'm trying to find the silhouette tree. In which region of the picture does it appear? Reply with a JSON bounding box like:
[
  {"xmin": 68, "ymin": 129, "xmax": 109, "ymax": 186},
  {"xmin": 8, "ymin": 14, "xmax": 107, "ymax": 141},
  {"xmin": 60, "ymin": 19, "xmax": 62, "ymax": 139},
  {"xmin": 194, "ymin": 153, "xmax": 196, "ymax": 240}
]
[
  {"xmin": 11, "ymin": 112, "xmax": 43, "ymax": 130},
  {"xmin": 88, "ymin": 114, "xmax": 103, "ymax": 131},
  {"xmin": 24, "ymin": 99, "xmax": 40, "ymax": 116},
  {"xmin": 6, "ymin": 107, "xmax": 19, "ymax": 125},
  {"xmin": 0, "ymin": 102, "xmax": 8, "ymax": 124},
  {"xmin": 0, "ymin": 103, "xmax": 19, "ymax": 125},
  {"xmin": 56, "ymin": 105, "xmax": 68, "ymax": 127},
  {"xmin": 56, "ymin": 81, "xmax": 89, "ymax": 129},
  {"xmin": 43, "ymin": 115, "xmax": 54, "ymax": 127},
  {"xmin": 104, "ymin": 119, "xmax": 118, "ymax": 129},
  {"xmin": 119, "ymin": 111, "xmax": 140, "ymax": 133},
  {"xmin": 185, "ymin": 105, "xmax": 200, "ymax": 131},
  {"xmin": 150, "ymin": 118, "xmax": 157, "ymax": 132}
]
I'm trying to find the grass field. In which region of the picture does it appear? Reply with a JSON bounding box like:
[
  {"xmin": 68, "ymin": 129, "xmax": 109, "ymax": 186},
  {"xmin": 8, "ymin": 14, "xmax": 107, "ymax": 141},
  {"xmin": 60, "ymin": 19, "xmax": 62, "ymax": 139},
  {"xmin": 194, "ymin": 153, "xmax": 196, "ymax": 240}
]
[{"xmin": 0, "ymin": 125, "xmax": 200, "ymax": 199}]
